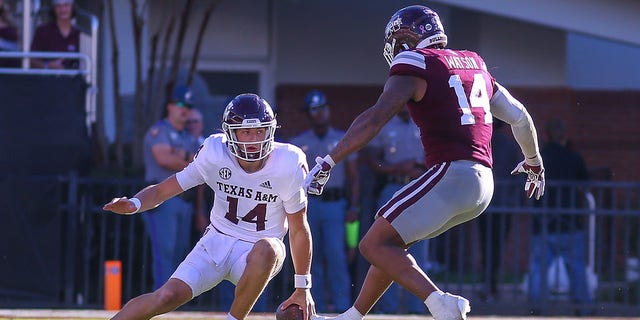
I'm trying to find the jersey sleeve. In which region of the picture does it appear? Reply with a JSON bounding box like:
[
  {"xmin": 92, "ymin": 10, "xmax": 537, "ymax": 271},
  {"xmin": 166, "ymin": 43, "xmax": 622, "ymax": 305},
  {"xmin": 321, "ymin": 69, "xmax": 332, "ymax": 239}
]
[
  {"xmin": 389, "ymin": 50, "xmax": 428, "ymax": 77},
  {"xmin": 281, "ymin": 146, "xmax": 308, "ymax": 214},
  {"xmin": 175, "ymin": 137, "xmax": 210, "ymax": 190}
]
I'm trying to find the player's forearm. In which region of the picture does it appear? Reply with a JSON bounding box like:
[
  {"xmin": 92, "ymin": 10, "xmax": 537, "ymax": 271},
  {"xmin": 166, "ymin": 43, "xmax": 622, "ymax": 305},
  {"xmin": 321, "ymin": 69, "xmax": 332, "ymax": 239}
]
[
  {"xmin": 289, "ymin": 225, "xmax": 312, "ymax": 275},
  {"xmin": 133, "ymin": 175, "xmax": 183, "ymax": 212},
  {"xmin": 510, "ymin": 112, "xmax": 542, "ymax": 165},
  {"xmin": 330, "ymin": 108, "xmax": 384, "ymax": 164}
]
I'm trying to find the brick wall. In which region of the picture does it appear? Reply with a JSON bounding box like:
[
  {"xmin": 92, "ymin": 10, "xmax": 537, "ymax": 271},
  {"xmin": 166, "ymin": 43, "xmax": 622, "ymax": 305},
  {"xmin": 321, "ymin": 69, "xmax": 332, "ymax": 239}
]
[
  {"xmin": 276, "ymin": 84, "xmax": 640, "ymax": 182},
  {"xmin": 510, "ymin": 88, "xmax": 640, "ymax": 182},
  {"xmin": 275, "ymin": 84, "xmax": 380, "ymax": 139}
]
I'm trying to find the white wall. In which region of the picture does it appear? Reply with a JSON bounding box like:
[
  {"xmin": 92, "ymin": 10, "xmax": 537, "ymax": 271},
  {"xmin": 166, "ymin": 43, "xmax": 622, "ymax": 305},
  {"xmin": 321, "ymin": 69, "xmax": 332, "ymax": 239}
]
[{"xmin": 101, "ymin": 0, "xmax": 144, "ymax": 141}]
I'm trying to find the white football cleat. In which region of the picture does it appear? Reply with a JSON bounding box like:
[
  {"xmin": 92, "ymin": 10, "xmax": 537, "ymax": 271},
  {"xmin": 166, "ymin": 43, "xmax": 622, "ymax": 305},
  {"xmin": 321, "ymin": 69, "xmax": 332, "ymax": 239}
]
[
  {"xmin": 426, "ymin": 291, "xmax": 471, "ymax": 320},
  {"xmin": 311, "ymin": 307, "xmax": 364, "ymax": 320}
]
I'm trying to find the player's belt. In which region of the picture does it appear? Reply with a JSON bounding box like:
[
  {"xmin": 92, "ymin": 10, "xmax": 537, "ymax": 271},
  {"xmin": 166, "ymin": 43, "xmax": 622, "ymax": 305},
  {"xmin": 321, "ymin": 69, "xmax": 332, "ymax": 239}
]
[{"xmin": 318, "ymin": 188, "xmax": 345, "ymax": 202}]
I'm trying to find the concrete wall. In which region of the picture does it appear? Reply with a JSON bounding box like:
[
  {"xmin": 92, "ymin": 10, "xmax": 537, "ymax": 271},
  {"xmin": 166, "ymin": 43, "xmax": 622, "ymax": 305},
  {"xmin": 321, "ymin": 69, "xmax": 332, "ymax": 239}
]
[
  {"xmin": 431, "ymin": 0, "xmax": 640, "ymax": 45},
  {"xmin": 567, "ymin": 33, "xmax": 640, "ymax": 90}
]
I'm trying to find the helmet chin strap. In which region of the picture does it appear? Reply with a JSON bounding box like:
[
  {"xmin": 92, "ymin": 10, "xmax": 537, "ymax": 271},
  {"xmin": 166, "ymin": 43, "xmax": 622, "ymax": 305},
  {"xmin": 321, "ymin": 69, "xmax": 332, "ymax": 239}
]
[
  {"xmin": 235, "ymin": 149, "xmax": 268, "ymax": 173},
  {"xmin": 243, "ymin": 149, "xmax": 261, "ymax": 161},
  {"xmin": 233, "ymin": 143, "xmax": 260, "ymax": 161},
  {"xmin": 228, "ymin": 136, "xmax": 273, "ymax": 163}
]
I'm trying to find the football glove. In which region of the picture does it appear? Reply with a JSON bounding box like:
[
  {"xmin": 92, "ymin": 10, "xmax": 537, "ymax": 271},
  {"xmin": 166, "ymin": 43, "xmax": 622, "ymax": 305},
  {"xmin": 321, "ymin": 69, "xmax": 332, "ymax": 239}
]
[
  {"xmin": 304, "ymin": 155, "xmax": 335, "ymax": 195},
  {"xmin": 511, "ymin": 159, "xmax": 545, "ymax": 200}
]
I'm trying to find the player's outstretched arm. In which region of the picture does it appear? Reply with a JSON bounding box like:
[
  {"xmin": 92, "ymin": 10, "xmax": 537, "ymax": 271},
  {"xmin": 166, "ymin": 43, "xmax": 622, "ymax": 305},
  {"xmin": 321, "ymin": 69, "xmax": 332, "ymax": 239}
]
[
  {"xmin": 490, "ymin": 82, "xmax": 545, "ymax": 199},
  {"xmin": 490, "ymin": 82, "xmax": 541, "ymax": 164},
  {"xmin": 305, "ymin": 75, "xmax": 424, "ymax": 195},
  {"xmin": 328, "ymin": 75, "xmax": 422, "ymax": 164},
  {"xmin": 102, "ymin": 175, "xmax": 185, "ymax": 214},
  {"xmin": 281, "ymin": 208, "xmax": 315, "ymax": 319}
]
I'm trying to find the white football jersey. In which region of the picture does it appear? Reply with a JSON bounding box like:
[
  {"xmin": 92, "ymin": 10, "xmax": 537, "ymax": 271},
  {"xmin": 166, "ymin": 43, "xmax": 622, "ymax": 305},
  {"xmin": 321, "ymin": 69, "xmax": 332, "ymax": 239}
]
[{"xmin": 176, "ymin": 134, "xmax": 308, "ymax": 243}]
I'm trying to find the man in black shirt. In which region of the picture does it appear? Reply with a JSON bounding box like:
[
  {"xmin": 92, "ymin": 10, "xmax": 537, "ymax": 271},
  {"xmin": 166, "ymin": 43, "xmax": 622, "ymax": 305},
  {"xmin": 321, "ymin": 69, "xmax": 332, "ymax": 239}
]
[{"xmin": 527, "ymin": 119, "xmax": 593, "ymax": 315}]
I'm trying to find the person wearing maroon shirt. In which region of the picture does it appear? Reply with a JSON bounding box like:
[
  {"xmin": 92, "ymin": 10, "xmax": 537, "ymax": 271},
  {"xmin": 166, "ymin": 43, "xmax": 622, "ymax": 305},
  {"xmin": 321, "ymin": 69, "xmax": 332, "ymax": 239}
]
[
  {"xmin": 308, "ymin": 5, "xmax": 545, "ymax": 320},
  {"xmin": 30, "ymin": 0, "xmax": 80, "ymax": 69},
  {"xmin": 0, "ymin": 0, "xmax": 19, "ymax": 67}
]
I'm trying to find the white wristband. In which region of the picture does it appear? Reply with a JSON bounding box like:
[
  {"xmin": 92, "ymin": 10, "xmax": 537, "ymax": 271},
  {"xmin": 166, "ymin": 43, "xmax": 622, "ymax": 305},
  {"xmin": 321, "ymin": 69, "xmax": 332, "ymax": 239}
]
[
  {"xmin": 525, "ymin": 155, "xmax": 542, "ymax": 166},
  {"xmin": 129, "ymin": 197, "xmax": 141, "ymax": 214},
  {"xmin": 294, "ymin": 274, "xmax": 312, "ymax": 289},
  {"xmin": 323, "ymin": 155, "xmax": 336, "ymax": 168}
]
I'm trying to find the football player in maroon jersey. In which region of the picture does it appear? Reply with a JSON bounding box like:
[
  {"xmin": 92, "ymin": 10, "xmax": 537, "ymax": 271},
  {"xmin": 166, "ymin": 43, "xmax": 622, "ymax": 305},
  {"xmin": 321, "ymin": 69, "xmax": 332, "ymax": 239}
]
[{"xmin": 307, "ymin": 5, "xmax": 544, "ymax": 320}]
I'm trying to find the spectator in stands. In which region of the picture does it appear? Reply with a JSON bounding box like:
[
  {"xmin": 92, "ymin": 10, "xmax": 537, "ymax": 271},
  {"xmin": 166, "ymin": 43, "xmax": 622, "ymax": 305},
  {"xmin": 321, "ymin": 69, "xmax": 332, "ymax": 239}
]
[
  {"xmin": 351, "ymin": 146, "xmax": 378, "ymax": 297},
  {"xmin": 0, "ymin": 0, "xmax": 19, "ymax": 67},
  {"xmin": 528, "ymin": 118, "xmax": 593, "ymax": 316},
  {"xmin": 290, "ymin": 90, "xmax": 360, "ymax": 313},
  {"xmin": 185, "ymin": 107, "xmax": 210, "ymax": 235},
  {"xmin": 186, "ymin": 108, "xmax": 206, "ymax": 145},
  {"xmin": 365, "ymin": 108, "xmax": 428, "ymax": 314},
  {"xmin": 142, "ymin": 85, "xmax": 201, "ymax": 290},
  {"xmin": 477, "ymin": 118, "xmax": 522, "ymax": 301},
  {"xmin": 30, "ymin": 0, "xmax": 80, "ymax": 69}
]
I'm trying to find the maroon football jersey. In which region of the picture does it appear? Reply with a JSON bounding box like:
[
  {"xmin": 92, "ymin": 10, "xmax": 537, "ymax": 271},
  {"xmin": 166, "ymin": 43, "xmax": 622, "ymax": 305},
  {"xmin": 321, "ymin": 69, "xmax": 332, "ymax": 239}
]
[{"xmin": 389, "ymin": 48, "xmax": 495, "ymax": 168}]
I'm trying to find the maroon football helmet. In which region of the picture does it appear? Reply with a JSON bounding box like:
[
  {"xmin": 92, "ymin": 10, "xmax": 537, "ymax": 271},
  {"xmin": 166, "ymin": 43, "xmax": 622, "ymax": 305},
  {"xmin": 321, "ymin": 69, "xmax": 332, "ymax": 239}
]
[
  {"xmin": 383, "ymin": 5, "xmax": 448, "ymax": 66},
  {"xmin": 222, "ymin": 93, "xmax": 277, "ymax": 161}
]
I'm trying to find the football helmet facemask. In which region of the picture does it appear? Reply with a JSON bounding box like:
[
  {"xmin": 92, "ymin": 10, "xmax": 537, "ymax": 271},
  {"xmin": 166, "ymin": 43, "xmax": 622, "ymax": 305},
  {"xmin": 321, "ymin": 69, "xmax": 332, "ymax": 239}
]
[
  {"xmin": 222, "ymin": 93, "xmax": 277, "ymax": 162},
  {"xmin": 383, "ymin": 5, "xmax": 448, "ymax": 66}
]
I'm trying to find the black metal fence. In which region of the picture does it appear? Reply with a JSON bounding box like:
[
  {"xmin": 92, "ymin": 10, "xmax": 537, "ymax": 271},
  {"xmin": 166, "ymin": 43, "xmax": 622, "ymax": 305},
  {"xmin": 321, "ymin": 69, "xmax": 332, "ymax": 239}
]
[{"xmin": 2, "ymin": 173, "xmax": 639, "ymax": 316}]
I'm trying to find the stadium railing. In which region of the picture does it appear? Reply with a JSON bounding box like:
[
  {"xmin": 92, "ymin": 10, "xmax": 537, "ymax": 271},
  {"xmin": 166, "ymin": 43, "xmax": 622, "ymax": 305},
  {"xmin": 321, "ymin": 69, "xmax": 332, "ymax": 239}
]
[{"xmin": 4, "ymin": 173, "xmax": 639, "ymax": 316}]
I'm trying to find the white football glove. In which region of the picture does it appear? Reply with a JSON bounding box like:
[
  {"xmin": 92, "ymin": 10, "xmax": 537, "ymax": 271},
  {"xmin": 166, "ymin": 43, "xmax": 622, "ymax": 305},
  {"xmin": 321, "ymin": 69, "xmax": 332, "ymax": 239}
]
[
  {"xmin": 510, "ymin": 159, "xmax": 545, "ymax": 200},
  {"xmin": 304, "ymin": 155, "xmax": 335, "ymax": 195}
]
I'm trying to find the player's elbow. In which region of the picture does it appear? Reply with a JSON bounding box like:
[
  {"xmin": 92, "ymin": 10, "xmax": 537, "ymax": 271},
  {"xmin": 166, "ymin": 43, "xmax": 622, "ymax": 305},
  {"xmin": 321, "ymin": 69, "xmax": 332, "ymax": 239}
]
[{"xmin": 510, "ymin": 108, "xmax": 532, "ymax": 128}]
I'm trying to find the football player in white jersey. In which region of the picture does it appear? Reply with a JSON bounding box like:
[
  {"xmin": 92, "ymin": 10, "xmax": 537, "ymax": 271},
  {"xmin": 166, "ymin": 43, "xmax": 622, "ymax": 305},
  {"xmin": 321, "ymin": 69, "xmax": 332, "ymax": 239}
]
[{"xmin": 103, "ymin": 94, "xmax": 315, "ymax": 320}]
